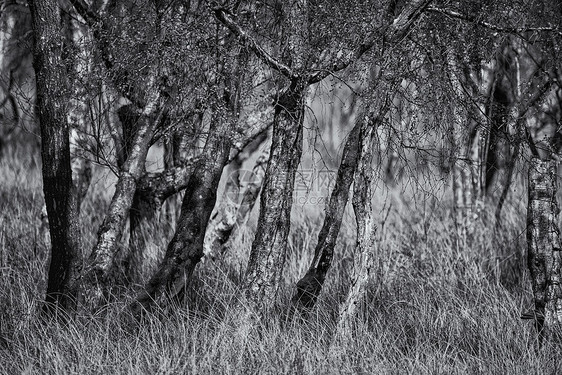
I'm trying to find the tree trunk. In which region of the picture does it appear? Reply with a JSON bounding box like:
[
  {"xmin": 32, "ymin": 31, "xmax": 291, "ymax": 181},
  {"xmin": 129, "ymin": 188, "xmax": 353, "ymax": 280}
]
[
  {"xmin": 335, "ymin": 113, "xmax": 380, "ymax": 337},
  {"xmin": 132, "ymin": 116, "xmax": 230, "ymax": 317},
  {"xmin": 243, "ymin": 82, "xmax": 306, "ymax": 312},
  {"xmin": 526, "ymin": 157, "xmax": 562, "ymax": 339},
  {"xmin": 64, "ymin": 7, "xmax": 92, "ymax": 213},
  {"xmin": 73, "ymin": 99, "xmax": 165, "ymax": 310},
  {"xmin": 126, "ymin": 112, "xmax": 202, "ymax": 284},
  {"xmin": 28, "ymin": 0, "xmax": 81, "ymax": 312},
  {"xmin": 124, "ymin": 154, "xmax": 201, "ymax": 284},
  {"xmin": 242, "ymin": 0, "xmax": 309, "ymax": 314},
  {"xmin": 204, "ymin": 130, "xmax": 269, "ymax": 259},
  {"xmin": 449, "ymin": 58, "xmax": 495, "ymax": 237},
  {"xmin": 291, "ymin": 119, "xmax": 361, "ymax": 313}
]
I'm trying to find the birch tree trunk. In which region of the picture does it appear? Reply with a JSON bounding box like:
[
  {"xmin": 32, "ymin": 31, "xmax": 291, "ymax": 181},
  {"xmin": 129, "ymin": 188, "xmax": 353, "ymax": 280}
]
[
  {"xmin": 291, "ymin": 119, "xmax": 361, "ymax": 313},
  {"xmin": 335, "ymin": 113, "xmax": 380, "ymax": 337},
  {"xmin": 242, "ymin": 0, "xmax": 309, "ymax": 313},
  {"xmin": 204, "ymin": 131, "xmax": 268, "ymax": 259},
  {"xmin": 28, "ymin": 0, "xmax": 82, "ymax": 312},
  {"xmin": 449, "ymin": 57, "xmax": 495, "ymax": 237},
  {"xmin": 126, "ymin": 112, "xmax": 202, "ymax": 284},
  {"xmin": 243, "ymin": 81, "xmax": 306, "ymax": 312},
  {"xmin": 526, "ymin": 157, "xmax": 562, "ymax": 339},
  {"xmin": 64, "ymin": 8, "xmax": 92, "ymax": 213},
  {"xmin": 73, "ymin": 96, "xmax": 165, "ymax": 310},
  {"xmin": 132, "ymin": 116, "xmax": 230, "ymax": 317}
]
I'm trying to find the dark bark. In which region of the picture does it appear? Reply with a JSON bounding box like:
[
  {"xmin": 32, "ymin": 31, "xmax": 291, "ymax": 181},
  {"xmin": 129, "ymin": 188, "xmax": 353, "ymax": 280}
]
[
  {"xmin": 126, "ymin": 142, "xmax": 201, "ymax": 285},
  {"xmin": 526, "ymin": 157, "xmax": 562, "ymax": 339},
  {"xmin": 28, "ymin": 0, "xmax": 81, "ymax": 312},
  {"xmin": 123, "ymin": 105, "xmax": 177, "ymax": 285},
  {"xmin": 213, "ymin": 0, "xmax": 433, "ymax": 314},
  {"xmin": 291, "ymin": 120, "xmax": 361, "ymax": 313},
  {"xmin": 132, "ymin": 116, "xmax": 230, "ymax": 317},
  {"xmin": 127, "ymin": 192, "xmax": 160, "ymax": 285},
  {"xmin": 241, "ymin": 0, "xmax": 310, "ymax": 313}
]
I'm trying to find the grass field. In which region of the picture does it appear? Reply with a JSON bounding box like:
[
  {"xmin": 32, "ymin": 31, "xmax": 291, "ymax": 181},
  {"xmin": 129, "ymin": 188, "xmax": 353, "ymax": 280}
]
[{"xmin": 0, "ymin": 141, "xmax": 561, "ymax": 375}]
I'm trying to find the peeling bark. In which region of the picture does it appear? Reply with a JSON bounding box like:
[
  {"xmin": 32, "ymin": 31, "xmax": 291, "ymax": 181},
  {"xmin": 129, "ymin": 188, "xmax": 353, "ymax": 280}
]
[
  {"xmin": 132, "ymin": 116, "xmax": 230, "ymax": 317},
  {"xmin": 526, "ymin": 157, "xmax": 562, "ymax": 339},
  {"xmin": 291, "ymin": 119, "xmax": 361, "ymax": 313}
]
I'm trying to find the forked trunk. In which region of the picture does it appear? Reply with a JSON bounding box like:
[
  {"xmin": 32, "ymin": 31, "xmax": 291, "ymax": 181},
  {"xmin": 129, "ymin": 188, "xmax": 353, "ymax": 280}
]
[
  {"xmin": 73, "ymin": 101, "xmax": 164, "ymax": 310},
  {"xmin": 127, "ymin": 114, "xmax": 202, "ymax": 284},
  {"xmin": 204, "ymin": 131, "xmax": 269, "ymax": 259}
]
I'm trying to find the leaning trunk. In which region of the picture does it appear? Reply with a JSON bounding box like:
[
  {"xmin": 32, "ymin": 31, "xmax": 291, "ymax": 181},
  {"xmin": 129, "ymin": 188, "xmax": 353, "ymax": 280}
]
[
  {"xmin": 127, "ymin": 114, "xmax": 201, "ymax": 284},
  {"xmin": 73, "ymin": 101, "xmax": 164, "ymax": 310},
  {"xmin": 132, "ymin": 116, "xmax": 230, "ymax": 317},
  {"xmin": 335, "ymin": 114, "xmax": 380, "ymax": 337},
  {"xmin": 526, "ymin": 157, "xmax": 562, "ymax": 338},
  {"xmin": 291, "ymin": 119, "xmax": 361, "ymax": 313},
  {"xmin": 204, "ymin": 131, "xmax": 269, "ymax": 259}
]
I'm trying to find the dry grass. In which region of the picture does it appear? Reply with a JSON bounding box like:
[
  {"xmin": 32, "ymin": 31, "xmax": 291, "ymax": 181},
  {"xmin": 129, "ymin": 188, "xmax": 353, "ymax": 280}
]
[{"xmin": 0, "ymin": 144, "xmax": 561, "ymax": 374}]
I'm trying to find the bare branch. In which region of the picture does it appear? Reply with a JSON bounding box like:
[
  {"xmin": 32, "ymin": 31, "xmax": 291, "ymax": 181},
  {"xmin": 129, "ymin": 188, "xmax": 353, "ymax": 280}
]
[
  {"xmin": 309, "ymin": 0, "xmax": 433, "ymax": 84},
  {"xmin": 211, "ymin": 5, "xmax": 297, "ymax": 79},
  {"xmin": 428, "ymin": 6, "xmax": 562, "ymax": 37}
]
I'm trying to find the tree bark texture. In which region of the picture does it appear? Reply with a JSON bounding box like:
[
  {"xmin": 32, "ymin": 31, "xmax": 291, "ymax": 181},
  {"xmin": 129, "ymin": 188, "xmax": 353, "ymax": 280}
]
[
  {"xmin": 127, "ymin": 153, "xmax": 202, "ymax": 285},
  {"xmin": 335, "ymin": 113, "xmax": 380, "ymax": 337},
  {"xmin": 28, "ymin": 0, "xmax": 82, "ymax": 311},
  {"xmin": 204, "ymin": 130, "xmax": 269, "ymax": 259},
  {"xmin": 291, "ymin": 119, "xmax": 361, "ymax": 313},
  {"xmin": 74, "ymin": 98, "xmax": 164, "ymax": 310},
  {"xmin": 526, "ymin": 157, "xmax": 562, "ymax": 338},
  {"xmin": 64, "ymin": 8, "xmax": 93, "ymax": 212},
  {"xmin": 242, "ymin": 0, "xmax": 309, "ymax": 313},
  {"xmin": 132, "ymin": 116, "xmax": 230, "ymax": 317},
  {"xmin": 448, "ymin": 57, "xmax": 494, "ymax": 237},
  {"xmin": 243, "ymin": 82, "xmax": 305, "ymax": 312}
]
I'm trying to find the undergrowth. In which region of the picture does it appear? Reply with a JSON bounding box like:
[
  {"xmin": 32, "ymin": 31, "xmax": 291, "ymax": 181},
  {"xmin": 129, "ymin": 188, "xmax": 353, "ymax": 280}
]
[{"xmin": 0, "ymin": 144, "xmax": 561, "ymax": 375}]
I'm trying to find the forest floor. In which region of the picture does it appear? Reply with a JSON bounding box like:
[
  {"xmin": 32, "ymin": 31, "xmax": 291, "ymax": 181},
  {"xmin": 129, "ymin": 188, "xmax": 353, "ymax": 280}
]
[{"xmin": 0, "ymin": 144, "xmax": 561, "ymax": 375}]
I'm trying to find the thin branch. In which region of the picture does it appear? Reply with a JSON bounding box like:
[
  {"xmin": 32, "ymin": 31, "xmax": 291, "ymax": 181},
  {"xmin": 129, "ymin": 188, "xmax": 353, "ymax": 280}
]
[
  {"xmin": 211, "ymin": 5, "xmax": 297, "ymax": 79},
  {"xmin": 428, "ymin": 7, "xmax": 562, "ymax": 37},
  {"xmin": 309, "ymin": 0, "xmax": 434, "ymax": 84}
]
